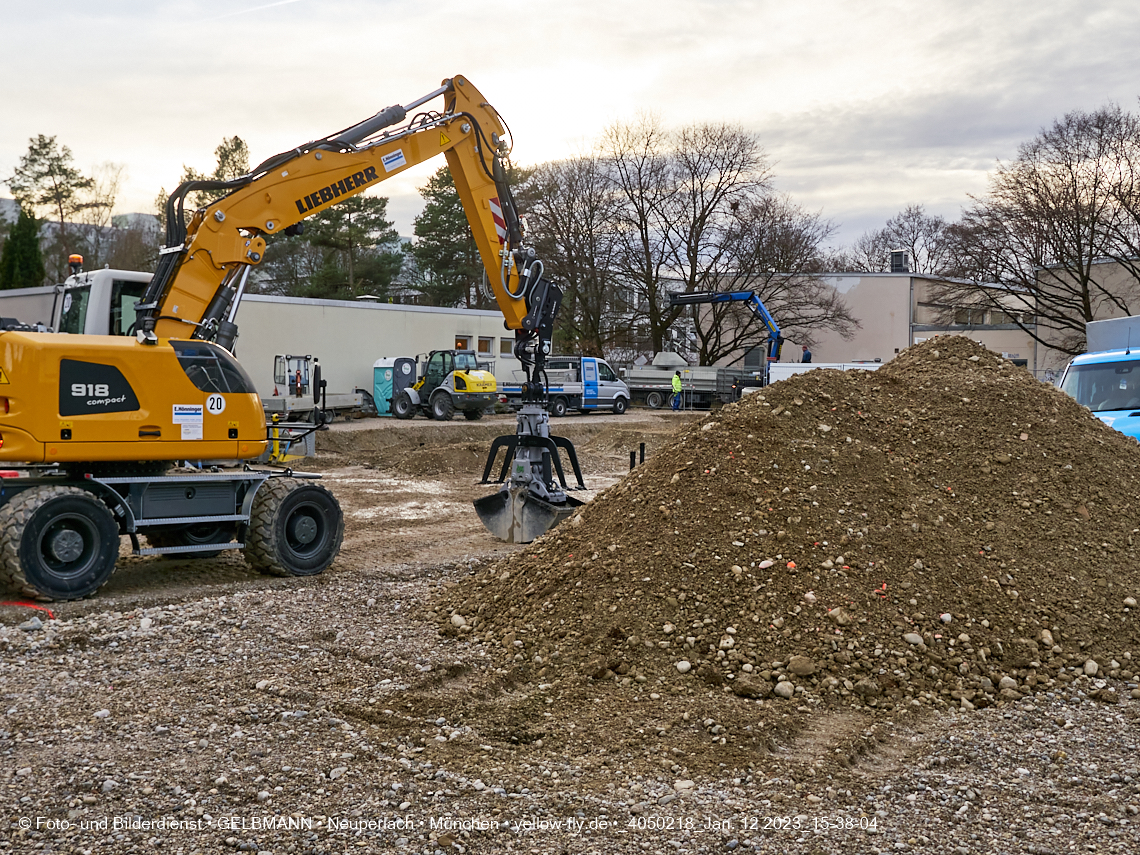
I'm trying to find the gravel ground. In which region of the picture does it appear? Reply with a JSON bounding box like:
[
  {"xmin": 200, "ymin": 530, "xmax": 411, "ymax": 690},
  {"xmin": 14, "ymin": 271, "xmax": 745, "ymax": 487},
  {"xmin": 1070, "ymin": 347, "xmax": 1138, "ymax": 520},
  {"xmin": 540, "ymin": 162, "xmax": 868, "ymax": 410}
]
[
  {"xmin": 2, "ymin": 407, "xmax": 1140, "ymax": 854},
  {"xmin": 5, "ymin": 567, "xmax": 1140, "ymax": 854}
]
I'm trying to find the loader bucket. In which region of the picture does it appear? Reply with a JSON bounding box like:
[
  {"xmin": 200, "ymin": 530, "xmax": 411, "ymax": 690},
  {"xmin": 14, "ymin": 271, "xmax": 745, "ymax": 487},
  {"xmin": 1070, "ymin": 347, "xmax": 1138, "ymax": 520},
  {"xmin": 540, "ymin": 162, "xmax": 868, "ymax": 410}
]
[{"xmin": 474, "ymin": 486, "xmax": 584, "ymax": 544}]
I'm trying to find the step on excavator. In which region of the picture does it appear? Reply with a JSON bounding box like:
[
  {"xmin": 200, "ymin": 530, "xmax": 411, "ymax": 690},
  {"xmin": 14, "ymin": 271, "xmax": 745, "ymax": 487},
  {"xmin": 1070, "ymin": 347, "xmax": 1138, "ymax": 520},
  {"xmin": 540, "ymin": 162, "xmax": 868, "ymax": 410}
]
[{"xmin": 0, "ymin": 75, "xmax": 580, "ymax": 600}]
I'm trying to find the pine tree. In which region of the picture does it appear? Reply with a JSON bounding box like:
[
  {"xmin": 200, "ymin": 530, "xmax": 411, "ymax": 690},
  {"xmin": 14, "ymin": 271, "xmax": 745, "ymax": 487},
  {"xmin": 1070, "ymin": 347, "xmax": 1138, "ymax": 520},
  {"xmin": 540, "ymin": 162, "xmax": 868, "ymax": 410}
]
[
  {"xmin": 408, "ymin": 167, "xmax": 484, "ymax": 307},
  {"xmin": 0, "ymin": 207, "xmax": 46, "ymax": 289}
]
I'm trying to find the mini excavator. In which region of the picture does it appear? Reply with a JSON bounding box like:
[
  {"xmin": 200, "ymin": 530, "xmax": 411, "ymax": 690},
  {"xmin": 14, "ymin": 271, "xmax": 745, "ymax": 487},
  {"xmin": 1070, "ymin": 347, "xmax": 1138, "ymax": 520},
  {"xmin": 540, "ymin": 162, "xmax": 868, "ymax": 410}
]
[{"xmin": 0, "ymin": 75, "xmax": 580, "ymax": 600}]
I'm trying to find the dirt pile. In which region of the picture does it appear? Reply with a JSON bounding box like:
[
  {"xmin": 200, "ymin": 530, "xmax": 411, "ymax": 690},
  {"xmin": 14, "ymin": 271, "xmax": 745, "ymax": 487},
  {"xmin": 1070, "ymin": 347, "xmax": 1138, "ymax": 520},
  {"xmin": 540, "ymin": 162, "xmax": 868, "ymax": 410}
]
[{"xmin": 439, "ymin": 337, "xmax": 1140, "ymax": 712}]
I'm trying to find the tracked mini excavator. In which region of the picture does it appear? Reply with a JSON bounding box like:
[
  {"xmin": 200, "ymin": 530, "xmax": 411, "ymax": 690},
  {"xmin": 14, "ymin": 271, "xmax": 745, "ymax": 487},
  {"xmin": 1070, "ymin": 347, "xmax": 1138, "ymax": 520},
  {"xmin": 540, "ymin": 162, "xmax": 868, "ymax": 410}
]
[{"xmin": 0, "ymin": 75, "xmax": 581, "ymax": 600}]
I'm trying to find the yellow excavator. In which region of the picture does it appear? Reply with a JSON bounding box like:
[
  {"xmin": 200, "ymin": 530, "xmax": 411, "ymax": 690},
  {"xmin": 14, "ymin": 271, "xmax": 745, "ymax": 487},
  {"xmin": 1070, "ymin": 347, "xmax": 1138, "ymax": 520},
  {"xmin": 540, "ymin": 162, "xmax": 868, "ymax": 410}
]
[{"xmin": 0, "ymin": 75, "xmax": 582, "ymax": 601}]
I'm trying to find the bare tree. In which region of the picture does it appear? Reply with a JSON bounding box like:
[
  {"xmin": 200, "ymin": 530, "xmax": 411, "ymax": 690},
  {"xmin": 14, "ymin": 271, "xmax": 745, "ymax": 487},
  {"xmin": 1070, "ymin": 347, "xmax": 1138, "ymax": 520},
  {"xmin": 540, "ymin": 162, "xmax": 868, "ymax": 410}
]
[
  {"xmin": 682, "ymin": 195, "xmax": 858, "ymax": 364},
  {"xmin": 73, "ymin": 162, "xmax": 124, "ymax": 270},
  {"xmin": 934, "ymin": 104, "xmax": 1140, "ymax": 355},
  {"xmin": 523, "ymin": 155, "xmax": 623, "ymax": 356},
  {"xmin": 849, "ymin": 204, "xmax": 951, "ymax": 274},
  {"xmin": 602, "ymin": 115, "xmax": 679, "ymax": 354}
]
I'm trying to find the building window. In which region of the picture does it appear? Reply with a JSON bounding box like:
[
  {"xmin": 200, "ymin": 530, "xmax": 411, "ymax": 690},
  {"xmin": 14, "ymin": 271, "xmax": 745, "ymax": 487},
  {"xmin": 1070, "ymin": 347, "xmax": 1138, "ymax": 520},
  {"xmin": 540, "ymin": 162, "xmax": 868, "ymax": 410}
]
[
  {"xmin": 455, "ymin": 335, "xmax": 472, "ymax": 351},
  {"xmin": 478, "ymin": 336, "xmax": 494, "ymax": 355},
  {"xmin": 500, "ymin": 338, "xmax": 515, "ymax": 357},
  {"xmin": 953, "ymin": 307, "xmax": 985, "ymax": 325}
]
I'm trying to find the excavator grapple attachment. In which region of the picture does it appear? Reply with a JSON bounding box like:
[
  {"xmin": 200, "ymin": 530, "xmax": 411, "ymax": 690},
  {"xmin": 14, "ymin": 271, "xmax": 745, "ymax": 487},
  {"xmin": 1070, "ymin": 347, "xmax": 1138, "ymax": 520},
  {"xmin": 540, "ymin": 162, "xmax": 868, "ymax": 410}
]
[{"xmin": 474, "ymin": 486, "xmax": 583, "ymax": 544}]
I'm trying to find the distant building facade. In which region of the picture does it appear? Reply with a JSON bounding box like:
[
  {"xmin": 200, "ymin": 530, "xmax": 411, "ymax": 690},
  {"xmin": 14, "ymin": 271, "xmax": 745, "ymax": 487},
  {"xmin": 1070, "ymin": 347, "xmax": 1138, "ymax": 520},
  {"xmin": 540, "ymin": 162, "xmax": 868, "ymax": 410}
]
[{"xmin": 741, "ymin": 272, "xmax": 1038, "ymax": 370}]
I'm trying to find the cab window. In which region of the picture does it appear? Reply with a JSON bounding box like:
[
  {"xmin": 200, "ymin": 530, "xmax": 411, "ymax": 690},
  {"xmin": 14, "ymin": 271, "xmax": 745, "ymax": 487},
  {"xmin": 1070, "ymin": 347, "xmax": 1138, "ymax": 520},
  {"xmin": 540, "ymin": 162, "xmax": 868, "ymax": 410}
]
[
  {"xmin": 111, "ymin": 278, "xmax": 148, "ymax": 336},
  {"xmin": 598, "ymin": 362, "xmax": 617, "ymax": 382},
  {"xmin": 58, "ymin": 286, "xmax": 91, "ymax": 335},
  {"xmin": 172, "ymin": 341, "xmax": 256, "ymax": 394}
]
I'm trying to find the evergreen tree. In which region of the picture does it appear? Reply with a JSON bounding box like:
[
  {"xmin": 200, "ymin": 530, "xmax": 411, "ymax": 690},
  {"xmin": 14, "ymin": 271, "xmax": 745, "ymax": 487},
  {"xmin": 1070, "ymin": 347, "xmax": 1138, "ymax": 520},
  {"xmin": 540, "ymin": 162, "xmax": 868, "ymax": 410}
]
[
  {"xmin": 258, "ymin": 194, "xmax": 403, "ymax": 299},
  {"xmin": 0, "ymin": 207, "xmax": 46, "ymax": 289},
  {"xmin": 8, "ymin": 135, "xmax": 94, "ymax": 264},
  {"xmin": 408, "ymin": 167, "xmax": 485, "ymax": 307}
]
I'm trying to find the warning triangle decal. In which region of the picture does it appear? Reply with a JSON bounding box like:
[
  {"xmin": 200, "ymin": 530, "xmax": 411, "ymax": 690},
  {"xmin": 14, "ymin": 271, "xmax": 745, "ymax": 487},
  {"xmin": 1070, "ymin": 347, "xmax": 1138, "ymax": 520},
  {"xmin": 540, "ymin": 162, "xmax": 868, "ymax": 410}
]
[{"xmin": 440, "ymin": 131, "xmax": 451, "ymax": 147}]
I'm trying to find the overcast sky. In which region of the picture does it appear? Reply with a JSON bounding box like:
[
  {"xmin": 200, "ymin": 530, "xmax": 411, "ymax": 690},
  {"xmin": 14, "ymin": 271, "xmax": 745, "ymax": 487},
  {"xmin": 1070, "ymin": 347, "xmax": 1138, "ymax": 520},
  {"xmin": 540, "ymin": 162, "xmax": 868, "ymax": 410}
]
[{"xmin": 2, "ymin": 0, "xmax": 1138, "ymax": 248}]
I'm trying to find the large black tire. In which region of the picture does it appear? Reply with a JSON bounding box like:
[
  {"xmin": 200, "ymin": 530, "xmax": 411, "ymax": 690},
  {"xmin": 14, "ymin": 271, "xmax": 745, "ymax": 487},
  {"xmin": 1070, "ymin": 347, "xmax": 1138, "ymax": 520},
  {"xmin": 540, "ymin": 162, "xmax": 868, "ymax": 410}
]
[
  {"xmin": 645, "ymin": 391, "xmax": 665, "ymax": 409},
  {"xmin": 612, "ymin": 396, "xmax": 629, "ymax": 415},
  {"xmin": 431, "ymin": 392, "xmax": 455, "ymax": 421},
  {"xmin": 0, "ymin": 486, "xmax": 119, "ymax": 601},
  {"xmin": 550, "ymin": 397, "xmax": 568, "ymax": 418},
  {"xmin": 145, "ymin": 522, "xmax": 236, "ymax": 560},
  {"xmin": 393, "ymin": 391, "xmax": 416, "ymax": 420},
  {"xmin": 463, "ymin": 408, "xmax": 484, "ymax": 421},
  {"xmin": 244, "ymin": 479, "xmax": 343, "ymax": 577}
]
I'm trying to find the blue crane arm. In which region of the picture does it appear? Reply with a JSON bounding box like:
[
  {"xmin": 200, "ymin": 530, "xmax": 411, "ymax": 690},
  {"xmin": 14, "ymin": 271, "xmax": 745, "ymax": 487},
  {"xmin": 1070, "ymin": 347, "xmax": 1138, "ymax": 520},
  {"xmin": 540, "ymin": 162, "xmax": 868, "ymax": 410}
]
[{"xmin": 668, "ymin": 290, "xmax": 783, "ymax": 358}]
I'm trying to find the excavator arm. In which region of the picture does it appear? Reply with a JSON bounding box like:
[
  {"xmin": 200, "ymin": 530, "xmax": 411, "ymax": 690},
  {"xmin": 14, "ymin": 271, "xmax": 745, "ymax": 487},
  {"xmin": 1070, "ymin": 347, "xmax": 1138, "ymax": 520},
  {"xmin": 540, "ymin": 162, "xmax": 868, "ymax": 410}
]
[
  {"xmin": 139, "ymin": 75, "xmax": 580, "ymax": 544},
  {"xmin": 138, "ymin": 76, "xmax": 549, "ymax": 349}
]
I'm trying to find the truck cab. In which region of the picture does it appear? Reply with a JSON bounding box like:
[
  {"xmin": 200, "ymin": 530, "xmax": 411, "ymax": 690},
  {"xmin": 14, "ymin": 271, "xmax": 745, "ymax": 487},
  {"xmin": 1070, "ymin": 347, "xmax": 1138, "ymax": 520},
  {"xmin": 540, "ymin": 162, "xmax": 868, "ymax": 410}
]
[
  {"xmin": 55, "ymin": 269, "xmax": 153, "ymax": 336},
  {"xmin": 1058, "ymin": 350, "xmax": 1140, "ymax": 439}
]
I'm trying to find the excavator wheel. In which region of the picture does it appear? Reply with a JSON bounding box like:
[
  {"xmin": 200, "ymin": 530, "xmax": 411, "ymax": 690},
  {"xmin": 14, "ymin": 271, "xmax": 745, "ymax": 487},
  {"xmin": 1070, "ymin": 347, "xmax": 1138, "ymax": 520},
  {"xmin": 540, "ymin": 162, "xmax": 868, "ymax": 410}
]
[
  {"xmin": 244, "ymin": 478, "xmax": 343, "ymax": 577},
  {"xmin": 392, "ymin": 391, "xmax": 416, "ymax": 420},
  {"xmin": 431, "ymin": 392, "xmax": 455, "ymax": 421},
  {"xmin": 0, "ymin": 486, "xmax": 119, "ymax": 601},
  {"xmin": 146, "ymin": 523, "xmax": 237, "ymax": 560},
  {"xmin": 463, "ymin": 408, "xmax": 484, "ymax": 421}
]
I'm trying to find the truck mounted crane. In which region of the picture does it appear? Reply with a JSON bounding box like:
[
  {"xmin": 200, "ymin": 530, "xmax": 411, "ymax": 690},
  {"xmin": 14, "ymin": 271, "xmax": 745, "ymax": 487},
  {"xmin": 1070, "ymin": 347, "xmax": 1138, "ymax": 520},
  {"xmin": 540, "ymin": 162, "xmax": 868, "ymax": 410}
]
[
  {"xmin": 0, "ymin": 75, "xmax": 580, "ymax": 600},
  {"xmin": 668, "ymin": 290, "xmax": 784, "ymax": 386}
]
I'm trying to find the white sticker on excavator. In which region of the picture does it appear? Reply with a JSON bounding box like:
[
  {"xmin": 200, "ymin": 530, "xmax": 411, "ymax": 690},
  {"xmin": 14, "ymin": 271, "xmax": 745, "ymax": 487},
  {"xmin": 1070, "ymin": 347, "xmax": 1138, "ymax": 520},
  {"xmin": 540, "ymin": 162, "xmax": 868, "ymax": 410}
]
[
  {"xmin": 381, "ymin": 150, "xmax": 407, "ymax": 172},
  {"xmin": 172, "ymin": 404, "xmax": 203, "ymax": 424},
  {"xmin": 173, "ymin": 404, "xmax": 204, "ymax": 440}
]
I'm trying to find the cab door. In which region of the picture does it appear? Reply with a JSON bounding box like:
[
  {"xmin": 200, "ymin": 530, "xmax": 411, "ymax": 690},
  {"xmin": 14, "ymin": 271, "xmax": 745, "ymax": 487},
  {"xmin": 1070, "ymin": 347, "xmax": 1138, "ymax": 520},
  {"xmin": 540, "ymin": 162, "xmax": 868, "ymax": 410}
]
[
  {"xmin": 581, "ymin": 358, "xmax": 600, "ymax": 408},
  {"xmin": 596, "ymin": 360, "xmax": 621, "ymax": 406},
  {"xmin": 424, "ymin": 351, "xmax": 451, "ymax": 394}
]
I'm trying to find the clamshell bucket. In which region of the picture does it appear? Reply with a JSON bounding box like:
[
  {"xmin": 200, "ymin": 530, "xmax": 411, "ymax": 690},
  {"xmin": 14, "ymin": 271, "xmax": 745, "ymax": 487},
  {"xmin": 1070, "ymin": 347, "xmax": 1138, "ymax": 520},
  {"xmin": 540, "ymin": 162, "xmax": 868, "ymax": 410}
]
[{"xmin": 474, "ymin": 486, "xmax": 583, "ymax": 544}]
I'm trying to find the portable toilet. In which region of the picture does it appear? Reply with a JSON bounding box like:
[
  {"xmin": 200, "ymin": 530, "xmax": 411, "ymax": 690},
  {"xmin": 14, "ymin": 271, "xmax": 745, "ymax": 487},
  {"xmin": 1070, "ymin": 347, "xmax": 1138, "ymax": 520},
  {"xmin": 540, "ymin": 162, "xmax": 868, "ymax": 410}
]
[{"xmin": 373, "ymin": 357, "xmax": 417, "ymax": 415}]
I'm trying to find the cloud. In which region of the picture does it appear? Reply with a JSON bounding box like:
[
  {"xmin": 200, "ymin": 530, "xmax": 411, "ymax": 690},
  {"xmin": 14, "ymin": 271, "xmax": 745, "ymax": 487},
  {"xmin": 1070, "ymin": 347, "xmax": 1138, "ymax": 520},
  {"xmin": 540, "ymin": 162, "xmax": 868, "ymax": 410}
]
[{"xmin": 1, "ymin": 0, "xmax": 1137, "ymax": 248}]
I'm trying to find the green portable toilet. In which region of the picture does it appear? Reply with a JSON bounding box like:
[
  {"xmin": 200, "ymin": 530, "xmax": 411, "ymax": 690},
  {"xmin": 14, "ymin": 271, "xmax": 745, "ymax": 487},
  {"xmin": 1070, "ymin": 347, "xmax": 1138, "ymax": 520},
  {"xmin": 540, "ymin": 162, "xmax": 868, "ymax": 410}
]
[{"xmin": 373, "ymin": 357, "xmax": 416, "ymax": 415}]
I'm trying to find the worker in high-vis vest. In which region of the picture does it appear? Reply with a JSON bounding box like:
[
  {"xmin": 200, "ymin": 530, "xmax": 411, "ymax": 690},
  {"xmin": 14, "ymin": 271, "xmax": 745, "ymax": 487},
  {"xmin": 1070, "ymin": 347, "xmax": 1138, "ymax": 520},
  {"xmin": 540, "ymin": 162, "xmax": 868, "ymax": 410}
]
[{"xmin": 672, "ymin": 370, "xmax": 683, "ymax": 411}]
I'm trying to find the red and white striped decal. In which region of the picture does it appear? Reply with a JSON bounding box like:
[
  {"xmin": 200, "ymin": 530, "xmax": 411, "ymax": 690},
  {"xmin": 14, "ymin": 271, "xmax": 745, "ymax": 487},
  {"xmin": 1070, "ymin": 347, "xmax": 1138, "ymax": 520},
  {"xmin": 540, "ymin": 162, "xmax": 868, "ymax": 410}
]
[{"xmin": 489, "ymin": 197, "xmax": 507, "ymax": 245}]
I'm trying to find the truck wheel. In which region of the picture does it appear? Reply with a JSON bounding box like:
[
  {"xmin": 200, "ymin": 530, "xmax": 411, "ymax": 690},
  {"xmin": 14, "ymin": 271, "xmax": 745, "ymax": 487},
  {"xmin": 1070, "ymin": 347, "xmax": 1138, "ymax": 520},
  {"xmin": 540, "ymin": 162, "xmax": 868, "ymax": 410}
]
[
  {"xmin": 463, "ymin": 408, "xmax": 484, "ymax": 421},
  {"xmin": 0, "ymin": 486, "xmax": 119, "ymax": 601},
  {"xmin": 612, "ymin": 397, "xmax": 628, "ymax": 415},
  {"xmin": 244, "ymin": 479, "xmax": 343, "ymax": 577},
  {"xmin": 393, "ymin": 391, "xmax": 416, "ymax": 420},
  {"xmin": 146, "ymin": 523, "xmax": 236, "ymax": 560},
  {"xmin": 431, "ymin": 393, "xmax": 455, "ymax": 421},
  {"xmin": 646, "ymin": 391, "xmax": 664, "ymax": 409},
  {"xmin": 550, "ymin": 397, "xmax": 568, "ymax": 418}
]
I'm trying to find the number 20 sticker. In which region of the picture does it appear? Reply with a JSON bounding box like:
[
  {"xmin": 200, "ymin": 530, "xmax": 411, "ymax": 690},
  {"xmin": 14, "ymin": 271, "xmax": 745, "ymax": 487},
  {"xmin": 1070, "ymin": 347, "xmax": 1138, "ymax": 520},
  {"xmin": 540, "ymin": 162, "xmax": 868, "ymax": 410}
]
[{"xmin": 206, "ymin": 394, "xmax": 226, "ymax": 415}]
